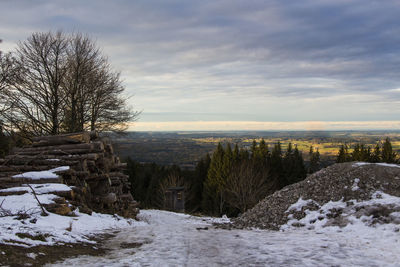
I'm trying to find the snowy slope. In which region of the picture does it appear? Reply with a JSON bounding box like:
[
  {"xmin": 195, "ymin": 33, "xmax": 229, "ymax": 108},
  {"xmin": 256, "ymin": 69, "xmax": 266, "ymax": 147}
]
[
  {"xmin": 50, "ymin": 209, "xmax": 400, "ymax": 267},
  {"xmin": 0, "ymin": 183, "xmax": 144, "ymax": 247}
]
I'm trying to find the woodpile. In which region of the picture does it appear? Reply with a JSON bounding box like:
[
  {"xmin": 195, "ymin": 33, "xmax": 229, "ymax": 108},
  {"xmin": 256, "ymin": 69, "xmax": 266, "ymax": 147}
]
[{"xmin": 0, "ymin": 131, "xmax": 139, "ymax": 218}]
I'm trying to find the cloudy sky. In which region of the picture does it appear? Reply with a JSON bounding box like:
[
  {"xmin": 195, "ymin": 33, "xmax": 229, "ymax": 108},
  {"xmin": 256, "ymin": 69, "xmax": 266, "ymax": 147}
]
[{"xmin": 1, "ymin": 0, "xmax": 400, "ymax": 131}]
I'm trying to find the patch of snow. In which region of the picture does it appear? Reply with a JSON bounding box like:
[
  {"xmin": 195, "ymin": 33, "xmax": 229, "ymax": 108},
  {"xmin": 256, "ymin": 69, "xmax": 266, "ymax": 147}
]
[
  {"xmin": 376, "ymin": 163, "xmax": 400, "ymax": 168},
  {"xmin": 353, "ymin": 162, "xmax": 370, "ymax": 167},
  {"xmin": 0, "ymin": 183, "xmax": 71, "ymax": 194},
  {"xmin": 0, "ymin": 185, "xmax": 144, "ymax": 247},
  {"xmin": 26, "ymin": 252, "xmax": 37, "ymax": 259},
  {"xmin": 46, "ymin": 159, "xmax": 61, "ymax": 162},
  {"xmin": 353, "ymin": 162, "xmax": 400, "ymax": 168},
  {"xmin": 286, "ymin": 197, "xmax": 316, "ymax": 212},
  {"xmin": 281, "ymin": 191, "xmax": 400, "ymax": 232},
  {"xmin": 12, "ymin": 166, "xmax": 70, "ymax": 180},
  {"xmin": 352, "ymin": 178, "xmax": 360, "ymax": 191}
]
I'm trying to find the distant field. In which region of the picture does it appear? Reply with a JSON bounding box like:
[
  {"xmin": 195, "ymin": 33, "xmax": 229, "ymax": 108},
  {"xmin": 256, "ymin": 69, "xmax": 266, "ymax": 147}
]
[{"xmin": 111, "ymin": 131, "xmax": 400, "ymax": 168}]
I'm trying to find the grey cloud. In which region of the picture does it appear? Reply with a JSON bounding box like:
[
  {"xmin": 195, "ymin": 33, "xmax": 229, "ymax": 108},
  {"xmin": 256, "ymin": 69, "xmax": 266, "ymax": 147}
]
[{"xmin": 1, "ymin": 0, "xmax": 400, "ymax": 123}]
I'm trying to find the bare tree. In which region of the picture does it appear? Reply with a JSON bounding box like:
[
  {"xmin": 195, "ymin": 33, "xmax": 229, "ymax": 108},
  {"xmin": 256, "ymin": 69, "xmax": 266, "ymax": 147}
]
[
  {"xmin": 5, "ymin": 31, "xmax": 138, "ymax": 136},
  {"xmin": 7, "ymin": 31, "xmax": 69, "ymax": 135},
  {"xmin": 224, "ymin": 161, "xmax": 276, "ymax": 213},
  {"xmin": 62, "ymin": 33, "xmax": 104, "ymax": 132}
]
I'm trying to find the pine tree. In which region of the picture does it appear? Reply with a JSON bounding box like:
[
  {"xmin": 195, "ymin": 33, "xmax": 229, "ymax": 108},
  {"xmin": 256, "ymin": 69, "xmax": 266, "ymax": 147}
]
[
  {"xmin": 258, "ymin": 138, "xmax": 269, "ymax": 162},
  {"xmin": 270, "ymin": 142, "xmax": 284, "ymax": 188},
  {"xmin": 251, "ymin": 140, "xmax": 257, "ymax": 160},
  {"xmin": 309, "ymin": 146, "xmax": 320, "ymax": 173},
  {"xmin": 371, "ymin": 143, "xmax": 381, "ymax": 163},
  {"xmin": 292, "ymin": 145, "xmax": 307, "ymax": 183},
  {"xmin": 239, "ymin": 147, "xmax": 250, "ymax": 161},
  {"xmin": 382, "ymin": 138, "xmax": 396, "ymax": 163},
  {"xmin": 233, "ymin": 143, "xmax": 240, "ymax": 163},
  {"xmin": 337, "ymin": 145, "xmax": 346, "ymax": 163},
  {"xmin": 202, "ymin": 143, "xmax": 225, "ymax": 215},
  {"xmin": 360, "ymin": 144, "xmax": 371, "ymax": 162},
  {"xmin": 186, "ymin": 154, "xmax": 210, "ymax": 212},
  {"xmin": 352, "ymin": 143, "xmax": 361, "ymax": 161}
]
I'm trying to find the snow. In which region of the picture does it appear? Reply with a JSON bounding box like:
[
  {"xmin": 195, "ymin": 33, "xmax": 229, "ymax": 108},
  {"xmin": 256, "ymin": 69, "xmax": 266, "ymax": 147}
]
[
  {"xmin": 12, "ymin": 166, "xmax": 70, "ymax": 180},
  {"xmin": 48, "ymin": 209, "xmax": 400, "ymax": 267},
  {"xmin": 26, "ymin": 252, "xmax": 37, "ymax": 259},
  {"xmin": 0, "ymin": 183, "xmax": 71, "ymax": 194},
  {"xmin": 353, "ymin": 162, "xmax": 400, "ymax": 168},
  {"xmin": 0, "ymin": 184, "xmax": 143, "ymax": 247},
  {"xmin": 281, "ymin": 191, "xmax": 400, "ymax": 232},
  {"xmin": 351, "ymin": 178, "xmax": 360, "ymax": 191},
  {"xmin": 286, "ymin": 197, "xmax": 315, "ymax": 212}
]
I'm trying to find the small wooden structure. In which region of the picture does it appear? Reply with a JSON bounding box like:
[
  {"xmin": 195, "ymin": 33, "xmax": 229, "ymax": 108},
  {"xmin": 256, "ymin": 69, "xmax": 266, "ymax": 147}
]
[{"xmin": 164, "ymin": 186, "xmax": 185, "ymax": 212}]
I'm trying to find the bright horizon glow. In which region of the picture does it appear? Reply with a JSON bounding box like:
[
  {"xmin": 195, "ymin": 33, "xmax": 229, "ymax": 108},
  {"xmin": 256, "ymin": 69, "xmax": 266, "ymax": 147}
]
[{"xmin": 129, "ymin": 121, "xmax": 400, "ymax": 132}]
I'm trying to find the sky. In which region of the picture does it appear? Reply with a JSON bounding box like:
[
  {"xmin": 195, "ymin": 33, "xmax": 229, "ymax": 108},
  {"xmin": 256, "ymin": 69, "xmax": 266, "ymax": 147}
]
[{"xmin": 1, "ymin": 0, "xmax": 400, "ymax": 131}]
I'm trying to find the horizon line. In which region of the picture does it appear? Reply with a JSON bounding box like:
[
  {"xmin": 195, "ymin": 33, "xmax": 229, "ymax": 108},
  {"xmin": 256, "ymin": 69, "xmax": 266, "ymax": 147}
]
[{"xmin": 128, "ymin": 120, "xmax": 400, "ymax": 132}]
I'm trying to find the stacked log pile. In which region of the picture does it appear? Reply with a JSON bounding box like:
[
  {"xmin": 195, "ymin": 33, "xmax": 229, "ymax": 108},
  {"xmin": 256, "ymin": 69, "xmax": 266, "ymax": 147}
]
[{"xmin": 0, "ymin": 131, "xmax": 139, "ymax": 218}]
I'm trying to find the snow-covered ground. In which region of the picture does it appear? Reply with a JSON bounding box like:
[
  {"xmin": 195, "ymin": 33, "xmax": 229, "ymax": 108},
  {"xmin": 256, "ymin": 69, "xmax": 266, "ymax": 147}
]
[
  {"xmin": 49, "ymin": 209, "xmax": 400, "ymax": 267},
  {"xmin": 0, "ymin": 183, "xmax": 143, "ymax": 247}
]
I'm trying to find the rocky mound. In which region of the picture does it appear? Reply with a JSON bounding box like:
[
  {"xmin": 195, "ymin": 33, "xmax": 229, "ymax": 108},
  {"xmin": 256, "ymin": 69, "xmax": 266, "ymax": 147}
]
[{"xmin": 234, "ymin": 162, "xmax": 400, "ymax": 230}]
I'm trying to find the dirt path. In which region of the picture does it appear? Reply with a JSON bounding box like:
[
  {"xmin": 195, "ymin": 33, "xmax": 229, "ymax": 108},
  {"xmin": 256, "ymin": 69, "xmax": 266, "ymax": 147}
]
[{"xmin": 49, "ymin": 210, "xmax": 400, "ymax": 267}]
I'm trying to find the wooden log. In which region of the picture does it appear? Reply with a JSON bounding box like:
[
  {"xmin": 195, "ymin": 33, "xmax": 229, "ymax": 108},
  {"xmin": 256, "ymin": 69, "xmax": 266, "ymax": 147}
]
[
  {"xmin": 89, "ymin": 131, "xmax": 99, "ymax": 140},
  {"xmin": 10, "ymin": 177, "xmax": 64, "ymax": 184},
  {"xmin": 0, "ymin": 165, "xmax": 63, "ymax": 172},
  {"xmin": 12, "ymin": 148, "xmax": 105, "ymax": 156},
  {"xmin": 119, "ymin": 194, "xmax": 134, "ymax": 202},
  {"xmin": 0, "ymin": 172, "xmax": 24, "ymax": 177},
  {"xmin": 100, "ymin": 193, "xmax": 117, "ymax": 204},
  {"xmin": 32, "ymin": 138, "xmax": 81, "ymax": 147},
  {"xmin": 32, "ymin": 132, "xmax": 91, "ymax": 144},
  {"xmin": 86, "ymin": 173, "xmax": 110, "ymax": 181},
  {"xmin": 13, "ymin": 141, "xmax": 105, "ymax": 153},
  {"xmin": 2, "ymin": 158, "xmax": 81, "ymax": 166},
  {"xmin": 75, "ymin": 171, "xmax": 90, "ymax": 178},
  {"xmin": 4, "ymin": 153, "xmax": 102, "ymax": 161},
  {"xmin": 105, "ymin": 144, "xmax": 114, "ymax": 154}
]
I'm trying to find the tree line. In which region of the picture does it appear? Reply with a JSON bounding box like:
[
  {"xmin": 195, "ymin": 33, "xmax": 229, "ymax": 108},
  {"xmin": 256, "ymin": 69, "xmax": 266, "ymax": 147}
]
[
  {"xmin": 0, "ymin": 31, "xmax": 138, "ymax": 140},
  {"xmin": 127, "ymin": 140, "xmax": 321, "ymax": 216},
  {"xmin": 336, "ymin": 137, "xmax": 397, "ymax": 163}
]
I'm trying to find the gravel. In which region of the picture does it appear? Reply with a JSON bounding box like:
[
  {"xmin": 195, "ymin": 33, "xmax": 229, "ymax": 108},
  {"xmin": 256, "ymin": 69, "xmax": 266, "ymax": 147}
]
[{"xmin": 233, "ymin": 162, "xmax": 400, "ymax": 230}]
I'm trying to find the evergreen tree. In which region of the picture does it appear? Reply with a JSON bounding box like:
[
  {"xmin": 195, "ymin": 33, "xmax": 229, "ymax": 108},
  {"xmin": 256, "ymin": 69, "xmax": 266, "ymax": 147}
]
[
  {"xmin": 270, "ymin": 142, "xmax": 284, "ymax": 188},
  {"xmin": 239, "ymin": 147, "xmax": 250, "ymax": 161},
  {"xmin": 258, "ymin": 138, "xmax": 269, "ymax": 162},
  {"xmin": 351, "ymin": 143, "xmax": 361, "ymax": 161},
  {"xmin": 360, "ymin": 144, "xmax": 371, "ymax": 162},
  {"xmin": 371, "ymin": 143, "xmax": 381, "ymax": 163},
  {"xmin": 337, "ymin": 145, "xmax": 346, "ymax": 163},
  {"xmin": 202, "ymin": 143, "xmax": 226, "ymax": 215},
  {"xmin": 309, "ymin": 146, "xmax": 320, "ymax": 173},
  {"xmin": 344, "ymin": 144, "xmax": 351, "ymax": 161},
  {"xmin": 382, "ymin": 138, "xmax": 396, "ymax": 163},
  {"xmin": 250, "ymin": 140, "xmax": 257, "ymax": 160},
  {"xmin": 232, "ymin": 143, "xmax": 240, "ymax": 163},
  {"xmin": 292, "ymin": 145, "xmax": 307, "ymax": 183}
]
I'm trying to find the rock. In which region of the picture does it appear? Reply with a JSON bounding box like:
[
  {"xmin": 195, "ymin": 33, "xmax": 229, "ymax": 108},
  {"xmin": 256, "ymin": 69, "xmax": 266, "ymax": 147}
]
[{"xmin": 234, "ymin": 162, "xmax": 400, "ymax": 230}]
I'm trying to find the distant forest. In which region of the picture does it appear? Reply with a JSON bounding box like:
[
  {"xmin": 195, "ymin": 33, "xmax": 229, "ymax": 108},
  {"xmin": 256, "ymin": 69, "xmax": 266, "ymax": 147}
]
[
  {"xmin": 114, "ymin": 131, "xmax": 400, "ymax": 169},
  {"xmin": 125, "ymin": 136, "xmax": 398, "ymax": 217}
]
